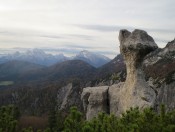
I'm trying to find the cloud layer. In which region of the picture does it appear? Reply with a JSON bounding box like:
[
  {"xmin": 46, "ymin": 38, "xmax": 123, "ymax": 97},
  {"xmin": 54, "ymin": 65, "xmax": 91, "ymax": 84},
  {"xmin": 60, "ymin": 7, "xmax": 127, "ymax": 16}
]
[{"xmin": 0, "ymin": 0, "xmax": 174, "ymax": 58}]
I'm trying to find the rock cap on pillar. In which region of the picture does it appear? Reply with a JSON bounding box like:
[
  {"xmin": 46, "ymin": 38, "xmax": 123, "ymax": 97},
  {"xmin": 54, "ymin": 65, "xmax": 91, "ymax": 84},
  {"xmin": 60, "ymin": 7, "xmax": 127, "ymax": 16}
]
[{"xmin": 119, "ymin": 29, "xmax": 158, "ymax": 54}]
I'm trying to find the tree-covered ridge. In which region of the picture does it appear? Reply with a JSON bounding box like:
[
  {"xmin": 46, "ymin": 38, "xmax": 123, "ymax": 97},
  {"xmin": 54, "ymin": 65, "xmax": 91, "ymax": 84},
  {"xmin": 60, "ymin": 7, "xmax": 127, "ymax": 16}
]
[{"xmin": 1, "ymin": 105, "xmax": 175, "ymax": 132}]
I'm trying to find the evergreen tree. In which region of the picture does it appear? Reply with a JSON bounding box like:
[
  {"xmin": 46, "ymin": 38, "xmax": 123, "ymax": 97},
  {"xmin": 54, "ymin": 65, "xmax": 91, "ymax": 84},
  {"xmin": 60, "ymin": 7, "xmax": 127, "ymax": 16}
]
[
  {"xmin": 48, "ymin": 107, "xmax": 57, "ymax": 132},
  {"xmin": 64, "ymin": 106, "xmax": 83, "ymax": 132},
  {"xmin": 0, "ymin": 105, "xmax": 20, "ymax": 132}
]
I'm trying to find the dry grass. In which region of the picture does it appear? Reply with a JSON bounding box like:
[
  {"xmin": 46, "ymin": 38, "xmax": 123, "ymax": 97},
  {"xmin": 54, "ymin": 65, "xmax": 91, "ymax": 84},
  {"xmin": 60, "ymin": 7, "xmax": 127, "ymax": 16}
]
[{"xmin": 19, "ymin": 115, "xmax": 48, "ymax": 130}]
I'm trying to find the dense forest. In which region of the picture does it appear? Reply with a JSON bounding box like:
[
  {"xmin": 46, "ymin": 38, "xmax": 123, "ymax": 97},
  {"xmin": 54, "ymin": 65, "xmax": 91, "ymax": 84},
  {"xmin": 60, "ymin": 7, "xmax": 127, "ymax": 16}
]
[{"xmin": 1, "ymin": 104, "xmax": 175, "ymax": 132}]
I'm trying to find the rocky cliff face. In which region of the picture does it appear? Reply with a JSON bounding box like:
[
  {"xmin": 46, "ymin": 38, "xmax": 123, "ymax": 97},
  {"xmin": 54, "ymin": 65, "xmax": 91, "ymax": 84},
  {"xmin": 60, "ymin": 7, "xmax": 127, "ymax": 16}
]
[
  {"xmin": 81, "ymin": 29, "xmax": 175, "ymax": 120},
  {"xmin": 57, "ymin": 83, "xmax": 83, "ymax": 112},
  {"xmin": 143, "ymin": 39, "xmax": 175, "ymax": 111}
]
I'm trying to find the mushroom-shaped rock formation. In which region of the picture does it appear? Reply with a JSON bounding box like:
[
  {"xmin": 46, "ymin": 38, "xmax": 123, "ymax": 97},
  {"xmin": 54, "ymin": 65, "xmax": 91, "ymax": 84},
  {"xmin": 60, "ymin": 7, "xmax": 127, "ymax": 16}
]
[
  {"xmin": 81, "ymin": 29, "xmax": 159, "ymax": 119},
  {"xmin": 115, "ymin": 29, "xmax": 158, "ymax": 114}
]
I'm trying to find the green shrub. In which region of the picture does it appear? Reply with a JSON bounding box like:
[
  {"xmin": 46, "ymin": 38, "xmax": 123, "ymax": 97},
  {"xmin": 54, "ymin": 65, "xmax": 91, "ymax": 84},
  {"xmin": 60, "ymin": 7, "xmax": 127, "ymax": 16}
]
[
  {"xmin": 0, "ymin": 105, "xmax": 20, "ymax": 132},
  {"xmin": 63, "ymin": 105, "xmax": 175, "ymax": 132}
]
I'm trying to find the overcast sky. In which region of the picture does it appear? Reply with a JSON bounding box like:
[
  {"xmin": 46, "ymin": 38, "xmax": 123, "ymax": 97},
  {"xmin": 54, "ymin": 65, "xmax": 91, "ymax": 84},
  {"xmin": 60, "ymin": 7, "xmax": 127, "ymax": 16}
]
[{"xmin": 0, "ymin": 0, "xmax": 174, "ymax": 58}]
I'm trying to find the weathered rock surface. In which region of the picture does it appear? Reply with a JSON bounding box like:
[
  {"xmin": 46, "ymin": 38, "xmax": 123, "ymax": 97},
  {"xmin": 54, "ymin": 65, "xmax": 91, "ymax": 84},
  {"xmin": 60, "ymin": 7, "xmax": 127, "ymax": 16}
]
[
  {"xmin": 108, "ymin": 83, "xmax": 124, "ymax": 116},
  {"xmin": 117, "ymin": 29, "xmax": 158, "ymax": 113},
  {"xmin": 157, "ymin": 82, "xmax": 175, "ymax": 111},
  {"xmin": 144, "ymin": 39, "xmax": 175, "ymax": 67},
  {"xmin": 57, "ymin": 83, "xmax": 73, "ymax": 109},
  {"xmin": 81, "ymin": 86, "xmax": 109, "ymax": 120},
  {"xmin": 57, "ymin": 83, "xmax": 83, "ymax": 111},
  {"xmin": 163, "ymin": 39, "xmax": 175, "ymax": 54}
]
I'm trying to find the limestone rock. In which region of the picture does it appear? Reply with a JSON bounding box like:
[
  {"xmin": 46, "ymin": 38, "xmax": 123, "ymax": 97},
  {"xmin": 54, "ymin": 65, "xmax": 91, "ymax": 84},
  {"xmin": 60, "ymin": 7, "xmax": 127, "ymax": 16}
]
[
  {"xmin": 157, "ymin": 82, "xmax": 175, "ymax": 111},
  {"xmin": 57, "ymin": 83, "xmax": 73, "ymax": 110},
  {"xmin": 119, "ymin": 29, "xmax": 158, "ymax": 50},
  {"xmin": 165, "ymin": 39, "xmax": 175, "ymax": 51},
  {"xmin": 57, "ymin": 83, "xmax": 83, "ymax": 111},
  {"xmin": 108, "ymin": 83, "xmax": 124, "ymax": 116},
  {"xmin": 81, "ymin": 86, "xmax": 109, "ymax": 120},
  {"xmin": 117, "ymin": 29, "xmax": 158, "ymax": 113}
]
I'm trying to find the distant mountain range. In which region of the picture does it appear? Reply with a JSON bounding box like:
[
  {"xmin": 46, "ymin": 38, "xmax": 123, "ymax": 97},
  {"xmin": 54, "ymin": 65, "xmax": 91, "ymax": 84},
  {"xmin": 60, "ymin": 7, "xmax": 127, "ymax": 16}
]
[
  {"xmin": 0, "ymin": 49, "xmax": 111, "ymax": 67},
  {"xmin": 0, "ymin": 39, "xmax": 175, "ymax": 115},
  {"xmin": 0, "ymin": 40, "xmax": 175, "ymax": 86}
]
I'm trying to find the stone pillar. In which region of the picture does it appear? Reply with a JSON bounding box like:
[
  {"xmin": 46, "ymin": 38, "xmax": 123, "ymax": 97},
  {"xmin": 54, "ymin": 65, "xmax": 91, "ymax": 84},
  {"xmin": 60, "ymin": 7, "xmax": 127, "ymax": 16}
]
[{"xmin": 118, "ymin": 29, "xmax": 158, "ymax": 112}]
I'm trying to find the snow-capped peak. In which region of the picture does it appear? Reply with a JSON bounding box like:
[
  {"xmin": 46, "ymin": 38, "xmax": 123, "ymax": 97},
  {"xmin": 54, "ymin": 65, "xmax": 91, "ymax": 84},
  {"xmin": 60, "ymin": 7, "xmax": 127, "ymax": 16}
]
[
  {"xmin": 26, "ymin": 49, "xmax": 46, "ymax": 56},
  {"xmin": 0, "ymin": 49, "xmax": 111, "ymax": 67},
  {"xmin": 0, "ymin": 49, "xmax": 68, "ymax": 66},
  {"xmin": 76, "ymin": 50, "xmax": 91, "ymax": 58},
  {"xmin": 74, "ymin": 50, "xmax": 111, "ymax": 67},
  {"xmin": 76, "ymin": 50, "xmax": 109, "ymax": 60}
]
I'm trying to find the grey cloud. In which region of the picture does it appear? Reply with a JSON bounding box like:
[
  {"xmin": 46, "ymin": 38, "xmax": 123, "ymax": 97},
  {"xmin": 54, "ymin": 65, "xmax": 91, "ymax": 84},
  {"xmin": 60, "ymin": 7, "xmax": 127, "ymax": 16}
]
[
  {"xmin": 145, "ymin": 28, "xmax": 175, "ymax": 34},
  {"xmin": 73, "ymin": 24, "xmax": 175, "ymax": 34},
  {"xmin": 73, "ymin": 24, "xmax": 134, "ymax": 32},
  {"xmin": 66, "ymin": 34, "xmax": 94, "ymax": 40},
  {"xmin": 45, "ymin": 48, "xmax": 81, "ymax": 54},
  {"xmin": 73, "ymin": 24, "xmax": 175, "ymax": 45},
  {"xmin": 41, "ymin": 47, "xmax": 91, "ymax": 55},
  {"xmin": 40, "ymin": 35, "xmax": 63, "ymax": 39},
  {"xmin": 0, "ymin": 28, "xmax": 94, "ymax": 41},
  {"xmin": 0, "ymin": 29, "xmax": 44, "ymax": 38},
  {"xmin": 62, "ymin": 43, "xmax": 94, "ymax": 49},
  {"xmin": 0, "ymin": 29, "xmax": 60, "ymax": 38},
  {"xmin": 154, "ymin": 38, "xmax": 171, "ymax": 43},
  {"xmin": 41, "ymin": 47, "xmax": 117, "ymax": 57},
  {"xmin": 39, "ymin": 43, "xmax": 117, "ymax": 54},
  {"xmin": 39, "ymin": 34, "xmax": 94, "ymax": 41}
]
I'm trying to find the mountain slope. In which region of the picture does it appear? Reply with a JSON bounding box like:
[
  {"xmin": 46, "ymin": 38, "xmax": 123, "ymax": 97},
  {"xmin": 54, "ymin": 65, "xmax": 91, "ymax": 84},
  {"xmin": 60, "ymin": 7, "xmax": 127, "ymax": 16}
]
[
  {"xmin": 46, "ymin": 60, "xmax": 96, "ymax": 82},
  {"xmin": 0, "ymin": 60, "xmax": 46, "ymax": 82},
  {"xmin": 0, "ymin": 59, "xmax": 96, "ymax": 84},
  {"xmin": 97, "ymin": 54, "xmax": 125, "ymax": 76},
  {"xmin": 143, "ymin": 39, "xmax": 175, "ymax": 84}
]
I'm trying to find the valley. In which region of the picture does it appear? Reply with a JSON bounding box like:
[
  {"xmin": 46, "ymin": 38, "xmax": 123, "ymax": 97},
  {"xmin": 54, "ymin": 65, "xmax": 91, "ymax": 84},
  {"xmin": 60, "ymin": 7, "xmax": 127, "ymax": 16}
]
[{"xmin": 0, "ymin": 81, "xmax": 14, "ymax": 86}]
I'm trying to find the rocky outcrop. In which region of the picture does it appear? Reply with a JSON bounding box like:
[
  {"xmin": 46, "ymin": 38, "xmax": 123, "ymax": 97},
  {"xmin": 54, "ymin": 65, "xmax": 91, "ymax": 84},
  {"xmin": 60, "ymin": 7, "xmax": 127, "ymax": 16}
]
[
  {"xmin": 157, "ymin": 82, "xmax": 175, "ymax": 111},
  {"xmin": 81, "ymin": 29, "xmax": 160, "ymax": 119},
  {"xmin": 144, "ymin": 39, "xmax": 175, "ymax": 67},
  {"xmin": 143, "ymin": 39, "xmax": 175, "ymax": 85},
  {"xmin": 57, "ymin": 83, "xmax": 83, "ymax": 111},
  {"xmin": 163, "ymin": 39, "xmax": 175, "ymax": 54},
  {"xmin": 115, "ymin": 29, "xmax": 158, "ymax": 113},
  {"xmin": 81, "ymin": 86, "xmax": 109, "ymax": 120},
  {"xmin": 57, "ymin": 83, "xmax": 73, "ymax": 110}
]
